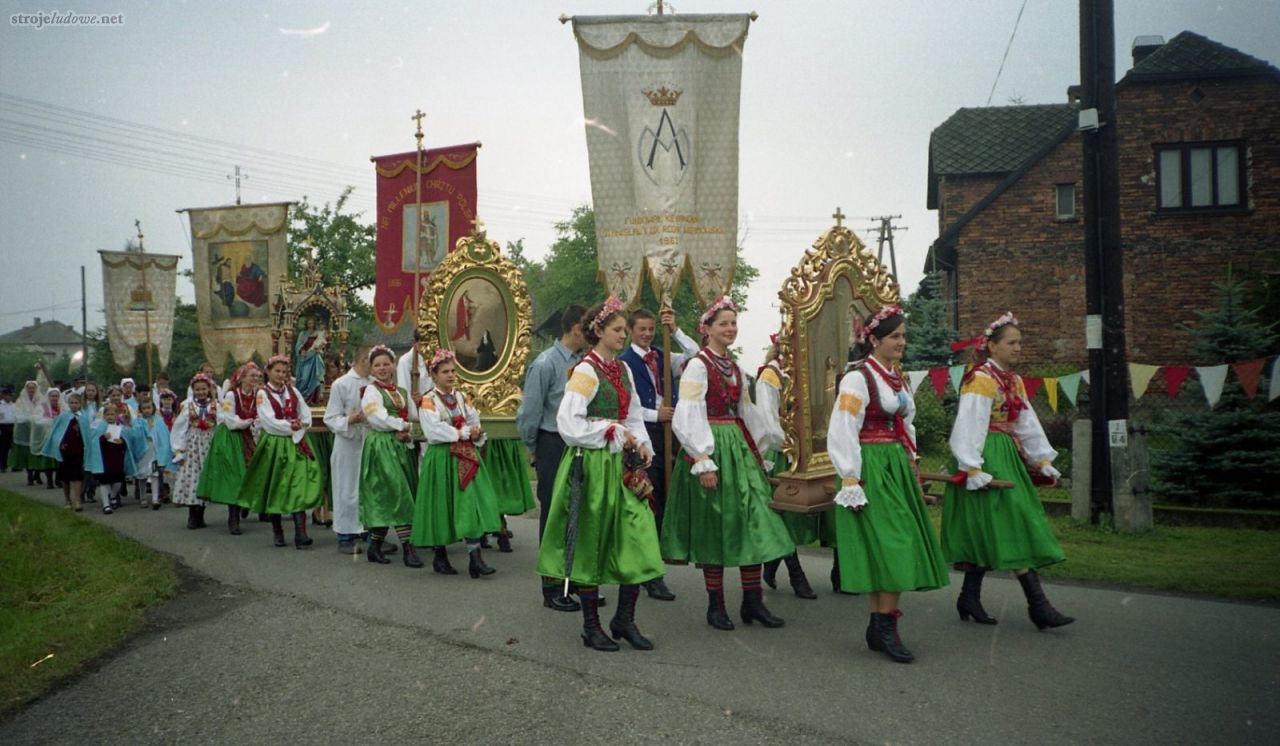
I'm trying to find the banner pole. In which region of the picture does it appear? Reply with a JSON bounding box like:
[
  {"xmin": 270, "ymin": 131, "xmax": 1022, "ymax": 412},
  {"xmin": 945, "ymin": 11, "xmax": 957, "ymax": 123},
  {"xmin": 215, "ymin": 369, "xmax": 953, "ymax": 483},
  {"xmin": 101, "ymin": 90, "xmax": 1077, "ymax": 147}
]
[
  {"xmin": 135, "ymin": 219, "xmax": 154, "ymax": 385},
  {"xmin": 411, "ymin": 109, "xmax": 426, "ymax": 397}
]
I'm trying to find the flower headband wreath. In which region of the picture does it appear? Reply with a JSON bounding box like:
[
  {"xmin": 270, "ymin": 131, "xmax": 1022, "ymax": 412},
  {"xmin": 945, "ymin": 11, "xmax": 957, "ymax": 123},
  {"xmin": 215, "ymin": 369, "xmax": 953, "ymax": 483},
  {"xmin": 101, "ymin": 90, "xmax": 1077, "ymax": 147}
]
[
  {"xmin": 367, "ymin": 344, "xmax": 395, "ymax": 363},
  {"xmin": 854, "ymin": 304, "xmax": 903, "ymax": 345},
  {"xmin": 698, "ymin": 296, "xmax": 739, "ymax": 334},
  {"xmin": 588, "ymin": 296, "xmax": 626, "ymax": 332},
  {"xmin": 266, "ymin": 353, "xmax": 291, "ymax": 369},
  {"xmin": 427, "ymin": 348, "xmax": 456, "ymax": 372},
  {"xmin": 230, "ymin": 361, "xmax": 260, "ymax": 388},
  {"xmin": 189, "ymin": 373, "xmax": 217, "ymax": 391},
  {"xmin": 950, "ymin": 311, "xmax": 1018, "ymax": 352}
]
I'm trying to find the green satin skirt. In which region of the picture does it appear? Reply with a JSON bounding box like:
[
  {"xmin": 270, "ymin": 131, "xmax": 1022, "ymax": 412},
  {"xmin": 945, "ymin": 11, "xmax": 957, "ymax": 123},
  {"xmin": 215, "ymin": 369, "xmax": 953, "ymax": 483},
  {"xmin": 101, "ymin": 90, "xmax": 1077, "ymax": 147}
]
[
  {"xmin": 834, "ymin": 442, "xmax": 949, "ymax": 593},
  {"xmin": 310, "ymin": 431, "xmax": 334, "ymax": 510},
  {"xmin": 484, "ymin": 438, "xmax": 537, "ymax": 516},
  {"xmin": 411, "ymin": 442, "xmax": 501, "ymax": 546},
  {"xmin": 358, "ymin": 430, "xmax": 417, "ymax": 529},
  {"xmin": 241, "ymin": 433, "xmax": 323, "ymax": 514},
  {"xmin": 941, "ymin": 432, "xmax": 1066, "ymax": 571},
  {"xmin": 197, "ymin": 425, "xmax": 252, "ymax": 507},
  {"xmin": 661, "ymin": 424, "xmax": 794, "ymax": 567},
  {"xmin": 536, "ymin": 446, "xmax": 664, "ymax": 587}
]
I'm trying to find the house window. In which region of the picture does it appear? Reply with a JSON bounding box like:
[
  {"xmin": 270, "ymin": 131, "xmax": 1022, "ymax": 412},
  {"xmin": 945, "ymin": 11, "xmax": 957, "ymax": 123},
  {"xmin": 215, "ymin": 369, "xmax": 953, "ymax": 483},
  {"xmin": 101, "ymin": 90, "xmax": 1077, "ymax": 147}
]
[
  {"xmin": 1055, "ymin": 183, "xmax": 1076, "ymax": 219},
  {"xmin": 1156, "ymin": 142, "xmax": 1245, "ymax": 211}
]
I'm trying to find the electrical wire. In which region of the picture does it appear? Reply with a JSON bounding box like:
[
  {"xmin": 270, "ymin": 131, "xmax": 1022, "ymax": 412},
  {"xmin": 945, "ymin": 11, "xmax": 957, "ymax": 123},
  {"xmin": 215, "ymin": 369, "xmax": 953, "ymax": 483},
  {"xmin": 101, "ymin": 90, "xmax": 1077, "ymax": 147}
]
[{"xmin": 986, "ymin": 0, "xmax": 1029, "ymax": 106}]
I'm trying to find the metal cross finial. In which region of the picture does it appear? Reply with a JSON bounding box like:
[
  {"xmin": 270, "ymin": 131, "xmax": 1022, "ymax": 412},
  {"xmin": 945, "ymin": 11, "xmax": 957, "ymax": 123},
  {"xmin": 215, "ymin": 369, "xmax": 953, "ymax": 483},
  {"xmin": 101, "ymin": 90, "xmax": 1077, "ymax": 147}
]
[
  {"xmin": 470, "ymin": 215, "xmax": 486, "ymax": 235},
  {"xmin": 411, "ymin": 109, "xmax": 426, "ymax": 142},
  {"xmin": 134, "ymin": 218, "xmax": 145, "ymax": 250},
  {"xmin": 832, "ymin": 207, "xmax": 846, "ymax": 228}
]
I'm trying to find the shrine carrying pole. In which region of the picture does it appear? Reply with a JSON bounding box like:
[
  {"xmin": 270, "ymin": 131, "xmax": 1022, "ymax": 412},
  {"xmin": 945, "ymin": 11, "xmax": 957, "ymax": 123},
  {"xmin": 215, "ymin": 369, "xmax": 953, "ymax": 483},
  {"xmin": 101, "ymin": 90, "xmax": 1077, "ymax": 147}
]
[{"xmin": 411, "ymin": 109, "xmax": 427, "ymax": 396}]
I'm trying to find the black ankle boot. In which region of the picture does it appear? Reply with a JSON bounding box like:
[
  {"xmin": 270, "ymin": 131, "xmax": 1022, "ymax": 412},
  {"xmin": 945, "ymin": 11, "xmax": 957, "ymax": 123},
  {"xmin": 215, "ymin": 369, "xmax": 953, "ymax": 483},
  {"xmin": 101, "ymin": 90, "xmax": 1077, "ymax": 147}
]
[
  {"xmin": 468, "ymin": 548, "xmax": 496, "ymax": 578},
  {"xmin": 270, "ymin": 515, "xmax": 286, "ymax": 547},
  {"xmin": 292, "ymin": 512, "xmax": 312, "ymax": 549},
  {"xmin": 46, "ymin": 471, "xmax": 56, "ymax": 489},
  {"xmin": 705, "ymin": 590, "xmax": 735, "ymax": 631},
  {"xmin": 195, "ymin": 505, "xmax": 207, "ymax": 527},
  {"xmin": 957, "ymin": 570, "xmax": 997, "ymax": 624},
  {"xmin": 872, "ymin": 611, "xmax": 915, "ymax": 663},
  {"xmin": 580, "ymin": 596, "xmax": 620, "ymax": 652},
  {"xmin": 228, "ymin": 506, "xmax": 242, "ymax": 535},
  {"xmin": 186, "ymin": 506, "xmax": 201, "ymax": 530},
  {"xmin": 402, "ymin": 543, "xmax": 424, "ymax": 568},
  {"xmin": 740, "ymin": 589, "xmax": 786, "ymax": 628},
  {"xmin": 432, "ymin": 546, "xmax": 457, "ymax": 575},
  {"xmin": 762, "ymin": 557, "xmax": 782, "ymax": 589},
  {"xmin": 1017, "ymin": 570, "xmax": 1075, "ymax": 630},
  {"xmin": 367, "ymin": 537, "xmax": 391, "ymax": 564},
  {"xmin": 497, "ymin": 531, "xmax": 513, "ymax": 553},
  {"xmin": 784, "ymin": 553, "xmax": 817, "ymax": 600},
  {"xmin": 609, "ymin": 586, "xmax": 653, "ymax": 650}
]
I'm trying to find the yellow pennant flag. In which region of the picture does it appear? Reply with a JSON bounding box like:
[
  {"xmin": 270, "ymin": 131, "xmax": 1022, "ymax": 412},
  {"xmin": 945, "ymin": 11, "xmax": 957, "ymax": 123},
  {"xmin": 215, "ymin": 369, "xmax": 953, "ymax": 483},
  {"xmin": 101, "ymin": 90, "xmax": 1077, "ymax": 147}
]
[
  {"xmin": 1129, "ymin": 363, "xmax": 1161, "ymax": 399},
  {"xmin": 1044, "ymin": 377, "xmax": 1059, "ymax": 412}
]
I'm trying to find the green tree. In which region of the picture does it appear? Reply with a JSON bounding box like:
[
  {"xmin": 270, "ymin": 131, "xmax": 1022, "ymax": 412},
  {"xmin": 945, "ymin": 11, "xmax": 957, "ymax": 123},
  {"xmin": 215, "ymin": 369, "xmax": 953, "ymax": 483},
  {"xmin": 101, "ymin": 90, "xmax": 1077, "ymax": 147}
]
[
  {"xmin": 288, "ymin": 187, "xmax": 377, "ymax": 342},
  {"xmin": 522, "ymin": 205, "xmax": 760, "ymax": 341},
  {"xmin": 901, "ymin": 270, "xmax": 957, "ymax": 369},
  {"xmin": 1152, "ymin": 270, "xmax": 1280, "ymax": 508}
]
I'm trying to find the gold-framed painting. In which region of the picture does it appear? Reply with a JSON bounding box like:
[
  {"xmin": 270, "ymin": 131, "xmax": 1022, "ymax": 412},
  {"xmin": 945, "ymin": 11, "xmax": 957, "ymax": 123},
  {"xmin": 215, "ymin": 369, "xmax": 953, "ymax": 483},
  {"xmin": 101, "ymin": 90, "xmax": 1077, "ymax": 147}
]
[
  {"xmin": 771, "ymin": 221, "xmax": 899, "ymax": 513},
  {"xmin": 417, "ymin": 227, "xmax": 531, "ymax": 423}
]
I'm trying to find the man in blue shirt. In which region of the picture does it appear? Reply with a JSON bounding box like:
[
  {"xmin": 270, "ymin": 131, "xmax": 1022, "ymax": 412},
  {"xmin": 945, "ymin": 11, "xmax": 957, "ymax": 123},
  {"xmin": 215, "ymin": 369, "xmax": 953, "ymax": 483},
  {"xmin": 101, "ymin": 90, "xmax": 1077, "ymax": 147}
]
[{"xmin": 517, "ymin": 304, "xmax": 587, "ymax": 612}]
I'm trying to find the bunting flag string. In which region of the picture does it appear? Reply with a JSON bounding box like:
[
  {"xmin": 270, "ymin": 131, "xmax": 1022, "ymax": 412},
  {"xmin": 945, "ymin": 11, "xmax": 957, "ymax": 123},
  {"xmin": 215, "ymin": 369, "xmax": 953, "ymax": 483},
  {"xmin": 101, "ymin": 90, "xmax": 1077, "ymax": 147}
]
[
  {"xmin": 1232, "ymin": 358, "xmax": 1266, "ymax": 399},
  {"xmin": 1022, "ymin": 376, "xmax": 1044, "ymax": 402},
  {"xmin": 1129, "ymin": 363, "xmax": 1161, "ymax": 400},
  {"xmin": 1058, "ymin": 372, "xmax": 1083, "ymax": 407},
  {"xmin": 928, "ymin": 367, "xmax": 949, "ymax": 398},
  {"xmin": 948, "ymin": 365, "xmax": 966, "ymax": 398},
  {"xmin": 1196, "ymin": 365, "xmax": 1229, "ymax": 408},
  {"xmin": 906, "ymin": 370, "xmax": 928, "ymax": 396},
  {"xmin": 1164, "ymin": 366, "xmax": 1191, "ymax": 399},
  {"xmin": 1044, "ymin": 377, "xmax": 1059, "ymax": 412}
]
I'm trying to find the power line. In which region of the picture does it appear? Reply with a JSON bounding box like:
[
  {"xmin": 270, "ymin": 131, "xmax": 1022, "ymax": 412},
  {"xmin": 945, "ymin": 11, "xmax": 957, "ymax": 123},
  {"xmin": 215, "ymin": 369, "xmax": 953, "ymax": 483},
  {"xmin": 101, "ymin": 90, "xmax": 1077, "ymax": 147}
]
[{"xmin": 986, "ymin": 0, "xmax": 1029, "ymax": 106}]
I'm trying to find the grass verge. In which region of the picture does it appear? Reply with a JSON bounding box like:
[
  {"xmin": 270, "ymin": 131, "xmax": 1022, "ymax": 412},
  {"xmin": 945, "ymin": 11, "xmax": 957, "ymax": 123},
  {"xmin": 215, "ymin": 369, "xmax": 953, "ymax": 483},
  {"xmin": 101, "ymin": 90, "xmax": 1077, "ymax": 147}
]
[{"xmin": 0, "ymin": 488, "xmax": 178, "ymax": 716}]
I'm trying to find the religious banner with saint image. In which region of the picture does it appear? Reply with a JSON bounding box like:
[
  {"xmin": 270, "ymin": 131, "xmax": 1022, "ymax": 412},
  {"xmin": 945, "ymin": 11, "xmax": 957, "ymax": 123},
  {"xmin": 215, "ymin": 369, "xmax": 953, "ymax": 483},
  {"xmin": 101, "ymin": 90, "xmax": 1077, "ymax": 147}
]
[
  {"xmin": 572, "ymin": 13, "xmax": 751, "ymax": 304},
  {"xmin": 182, "ymin": 202, "xmax": 291, "ymax": 367},
  {"xmin": 99, "ymin": 250, "xmax": 180, "ymax": 370},
  {"xmin": 371, "ymin": 142, "xmax": 479, "ymax": 332}
]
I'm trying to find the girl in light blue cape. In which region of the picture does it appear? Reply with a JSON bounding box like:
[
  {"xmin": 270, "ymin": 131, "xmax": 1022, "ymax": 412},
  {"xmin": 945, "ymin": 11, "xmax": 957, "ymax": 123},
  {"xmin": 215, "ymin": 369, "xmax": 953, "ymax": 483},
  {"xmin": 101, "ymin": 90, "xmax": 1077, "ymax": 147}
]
[
  {"xmin": 41, "ymin": 391, "xmax": 101, "ymax": 511},
  {"xmin": 130, "ymin": 397, "xmax": 173, "ymax": 510},
  {"xmin": 94, "ymin": 402, "xmax": 137, "ymax": 514}
]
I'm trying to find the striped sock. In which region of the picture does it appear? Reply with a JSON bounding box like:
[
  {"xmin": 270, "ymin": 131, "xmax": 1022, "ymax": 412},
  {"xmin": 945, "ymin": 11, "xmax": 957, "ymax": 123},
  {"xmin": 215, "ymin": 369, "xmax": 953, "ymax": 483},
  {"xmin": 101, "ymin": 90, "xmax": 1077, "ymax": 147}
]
[
  {"xmin": 370, "ymin": 527, "xmax": 389, "ymax": 542},
  {"xmin": 740, "ymin": 564, "xmax": 763, "ymax": 592},
  {"xmin": 394, "ymin": 526, "xmax": 412, "ymax": 544},
  {"xmin": 703, "ymin": 565, "xmax": 724, "ymax": 593}
]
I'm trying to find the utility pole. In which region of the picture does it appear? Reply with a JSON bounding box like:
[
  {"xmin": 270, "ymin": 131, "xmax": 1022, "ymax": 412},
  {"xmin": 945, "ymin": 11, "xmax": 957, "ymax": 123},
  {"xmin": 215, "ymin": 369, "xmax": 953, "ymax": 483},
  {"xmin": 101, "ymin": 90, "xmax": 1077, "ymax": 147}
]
[
  {"xmin": 1079, "ymin": 0, "xmax": 1131, "ymax": 525},
  {"xmin": 80, "ymin": 265, "xmax": 88, "ymax": 381},
  {"xmin": 867, "ymin": 215, "xmax": 907, "ymax": 280},
  {"xmin": 226, "ymin": 165, "xmax": 248, "ymax": 205}
]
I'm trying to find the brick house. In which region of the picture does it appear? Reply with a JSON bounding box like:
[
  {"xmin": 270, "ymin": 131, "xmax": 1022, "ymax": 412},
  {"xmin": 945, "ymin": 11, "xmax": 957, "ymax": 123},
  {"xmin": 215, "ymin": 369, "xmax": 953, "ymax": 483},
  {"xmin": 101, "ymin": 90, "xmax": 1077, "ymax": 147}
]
[{"xmin": 925, "ymin": 31, "xmax": 1280, "ymax": 365}]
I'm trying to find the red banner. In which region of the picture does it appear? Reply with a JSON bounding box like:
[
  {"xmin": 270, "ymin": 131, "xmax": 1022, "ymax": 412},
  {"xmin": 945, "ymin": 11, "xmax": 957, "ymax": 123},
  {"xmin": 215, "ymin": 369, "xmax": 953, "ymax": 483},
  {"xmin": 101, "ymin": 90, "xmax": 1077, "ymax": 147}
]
[{"xmin": 371, "ymin": 143, "xmax": 478, "ymax": 332}]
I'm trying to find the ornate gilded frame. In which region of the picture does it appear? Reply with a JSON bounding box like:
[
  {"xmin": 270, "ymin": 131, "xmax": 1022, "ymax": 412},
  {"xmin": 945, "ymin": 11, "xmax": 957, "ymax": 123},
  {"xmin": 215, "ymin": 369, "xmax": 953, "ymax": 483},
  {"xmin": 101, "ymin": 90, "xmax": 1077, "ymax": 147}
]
[
  {"xmin": 269, "ymin": 248, "xmax": 351, "ymax": 421},
  {"xmin": 417, "ymin": 228, "xmax": 531, "ymax": 427},
  {"xmin": 771, "ymin": 222, "xmax": 899, "ymax": 513}
]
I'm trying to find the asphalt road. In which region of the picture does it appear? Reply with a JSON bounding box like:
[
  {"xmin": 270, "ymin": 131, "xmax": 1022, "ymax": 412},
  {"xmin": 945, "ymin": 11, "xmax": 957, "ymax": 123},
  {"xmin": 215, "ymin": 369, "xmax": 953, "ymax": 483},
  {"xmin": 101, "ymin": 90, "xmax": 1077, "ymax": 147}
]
[{"xmin": 2, "ymin": 472, "xmax": 1277, "ymax": 745}]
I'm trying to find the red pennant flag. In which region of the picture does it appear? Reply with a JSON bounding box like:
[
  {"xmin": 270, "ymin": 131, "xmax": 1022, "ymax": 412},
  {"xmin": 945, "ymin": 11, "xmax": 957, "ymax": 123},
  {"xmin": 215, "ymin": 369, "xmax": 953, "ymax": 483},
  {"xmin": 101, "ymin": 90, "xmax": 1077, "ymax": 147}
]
[
  {"xmin": 1022, "ymin": 376, "xmax": 1043, "ymax": 401},
  {"xmin": 1232, "ymin": 358, "xmax": 1266, "ymax": 399},
  {"xmin": 928, "ymin": 367, "xmax": 949, "ymax": 398},
  {"xmin": 1164, "ymin": 366, "xmax": 1191, "ymax": 398},
  {"xmin": 371, "ymin": 143, "xmax": 479, "ymax": 333}
]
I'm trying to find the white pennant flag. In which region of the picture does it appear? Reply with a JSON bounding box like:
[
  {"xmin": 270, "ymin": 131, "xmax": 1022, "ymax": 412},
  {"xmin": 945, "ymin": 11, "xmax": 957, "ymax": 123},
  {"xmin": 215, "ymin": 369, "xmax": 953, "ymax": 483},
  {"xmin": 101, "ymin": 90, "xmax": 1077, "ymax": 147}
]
[
  {"xmin": 906, "ymin": 370, "xmax": 928, "ymax": 396},
  {"xmin": 1196, "ymin": 365, "xmax": 1229, "ymax": 408}
]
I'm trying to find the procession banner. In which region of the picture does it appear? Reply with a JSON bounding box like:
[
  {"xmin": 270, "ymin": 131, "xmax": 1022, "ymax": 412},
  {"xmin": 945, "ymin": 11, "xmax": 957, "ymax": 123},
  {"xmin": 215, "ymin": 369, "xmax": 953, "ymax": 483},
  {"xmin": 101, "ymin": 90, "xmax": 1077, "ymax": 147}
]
[
  {"xmin": 371, "ymin": 143, "xmax": 478, "ymax": 332},
  {"xmin": 182, "ymin": 202, "xmax": 290, "ymax": 368},
  {"xmin": 573, "ymin": 13, "xmax": 751, "ymax": 304},
  {"xmin": 98, "ymin": 250, "xmax": 180, "ymax": 370}
]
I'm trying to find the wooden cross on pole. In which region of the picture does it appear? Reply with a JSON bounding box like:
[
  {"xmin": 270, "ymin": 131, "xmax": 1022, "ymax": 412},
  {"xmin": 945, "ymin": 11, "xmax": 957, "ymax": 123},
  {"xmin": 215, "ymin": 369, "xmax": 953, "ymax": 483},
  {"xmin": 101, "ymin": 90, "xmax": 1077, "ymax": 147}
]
[
  {"xmin": 134, "ymin": 218, "xmax": 145, "ymax": 250},
  {"xmin": 411, "ymin": 109, "xmax": 426, "ymax": 143},
  {"xmin": 832, "ymin": 207, "xmax": 846, "ymax": 228}
]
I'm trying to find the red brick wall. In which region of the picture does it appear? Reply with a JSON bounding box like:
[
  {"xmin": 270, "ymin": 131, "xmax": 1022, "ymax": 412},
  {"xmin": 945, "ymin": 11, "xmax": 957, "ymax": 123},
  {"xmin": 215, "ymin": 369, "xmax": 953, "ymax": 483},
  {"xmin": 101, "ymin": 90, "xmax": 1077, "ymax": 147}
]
[{"xmin": 936, "ymin": 74, "xmax": 1280, "ymax": 367}]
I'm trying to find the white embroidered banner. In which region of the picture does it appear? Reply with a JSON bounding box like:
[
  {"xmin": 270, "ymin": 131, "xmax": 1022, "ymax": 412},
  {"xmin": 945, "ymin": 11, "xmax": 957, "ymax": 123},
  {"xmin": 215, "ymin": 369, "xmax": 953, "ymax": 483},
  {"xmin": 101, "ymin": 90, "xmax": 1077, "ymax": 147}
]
[
  {"xmin": 99, "ymin": 251, "xmax": 180, "ymax": 370},
  {"xmin": 573, "ymin": 13, "xmax": 751, "ymax": 304}
]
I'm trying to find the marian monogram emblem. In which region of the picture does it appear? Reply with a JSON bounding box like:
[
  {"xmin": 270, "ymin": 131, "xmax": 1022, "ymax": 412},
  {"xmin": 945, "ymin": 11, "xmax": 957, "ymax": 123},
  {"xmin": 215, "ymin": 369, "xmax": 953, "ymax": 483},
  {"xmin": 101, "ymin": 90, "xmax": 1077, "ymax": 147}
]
[{"xmin": 637, "ymin": 85, "xmax": 690, "ymax": 187}]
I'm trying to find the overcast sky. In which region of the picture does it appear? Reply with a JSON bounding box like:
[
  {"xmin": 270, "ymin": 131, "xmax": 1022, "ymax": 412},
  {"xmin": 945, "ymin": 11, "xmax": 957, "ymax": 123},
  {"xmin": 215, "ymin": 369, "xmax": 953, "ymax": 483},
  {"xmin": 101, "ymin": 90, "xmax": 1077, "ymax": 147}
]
[{"xmin": 2, "ymin": 0, "xmax": 1277, "ymax": 372}]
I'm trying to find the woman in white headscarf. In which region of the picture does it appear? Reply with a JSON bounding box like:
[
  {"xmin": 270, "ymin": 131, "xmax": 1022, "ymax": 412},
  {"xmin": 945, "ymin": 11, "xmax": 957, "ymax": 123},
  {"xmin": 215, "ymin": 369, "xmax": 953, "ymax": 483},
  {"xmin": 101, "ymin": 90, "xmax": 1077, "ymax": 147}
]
[
  {"xmin": 10, "ymin": 380, "xmax": 44, "ymax": 484},
  {"xmin": 28, "ymin": 387, "xmax": 61, "ymax": 489}
]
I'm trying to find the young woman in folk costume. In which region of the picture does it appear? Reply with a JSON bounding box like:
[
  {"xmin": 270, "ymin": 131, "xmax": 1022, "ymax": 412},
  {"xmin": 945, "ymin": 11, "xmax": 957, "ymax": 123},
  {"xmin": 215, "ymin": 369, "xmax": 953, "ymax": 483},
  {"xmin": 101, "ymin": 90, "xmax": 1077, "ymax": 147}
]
[
  {"xmin": 28, "ymin": 387, "xmax": 62, "ymax": 490},
  {"xmin": 663, "ymin": 297, "xmax": 795, "ymax": 632},
  {"xmin": 755, "ymin": 336, "xmax": 820, "ymax": 600},
  {"xmin": 357, "ymin": 345, "xmax": 423, "ymax": 568},
  {"xmin": 240, "ymin": 355, "xmax": 325, "ymax": 549},
  {"xmin": 942, "ymin": 312, "xmax": 1073, "ymax": 631},
  {"xmin": 129, "ymin": 397, "xmax": 173, "ymax": 510},
  {"xmin": 827, "ymin": 305, "xmax": 948, "ymax": 664},
  {"xmin": 94, "ymin": 402, "xmax": 136, "ymax": 515},
  {"xmin": 413, "ymin": 350, "xmax": 502, "ymax": 578},
  {"xmin": 198, "ymin": 362, "xmax": 262, "ymax": 534},
  {"xmin": 535, "ymin": 297, "xmax": 664, "ymax": 652},
  {"xmin": 170, "ymin": 374, "xmax": 219, "ymax": 527},
  {"xmin": 41, "ymin": 391, "xmax": 99, "ymax": 511}
]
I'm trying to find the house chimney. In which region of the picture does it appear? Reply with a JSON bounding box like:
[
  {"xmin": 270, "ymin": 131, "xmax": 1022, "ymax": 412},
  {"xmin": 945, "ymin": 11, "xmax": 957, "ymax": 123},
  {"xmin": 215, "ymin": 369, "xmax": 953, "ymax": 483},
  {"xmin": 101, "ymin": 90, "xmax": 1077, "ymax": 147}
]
[
  {"xmin": 1067, "ymin": 85, "xmax": 1082, "ymax": 104},
  {"xmin": 33, "ymin": 317, "xmax": 41, "ymax": 326},
  {"xmin": 1132, "ymin": 35, "xmax": 1165, "ymax": 67}
]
